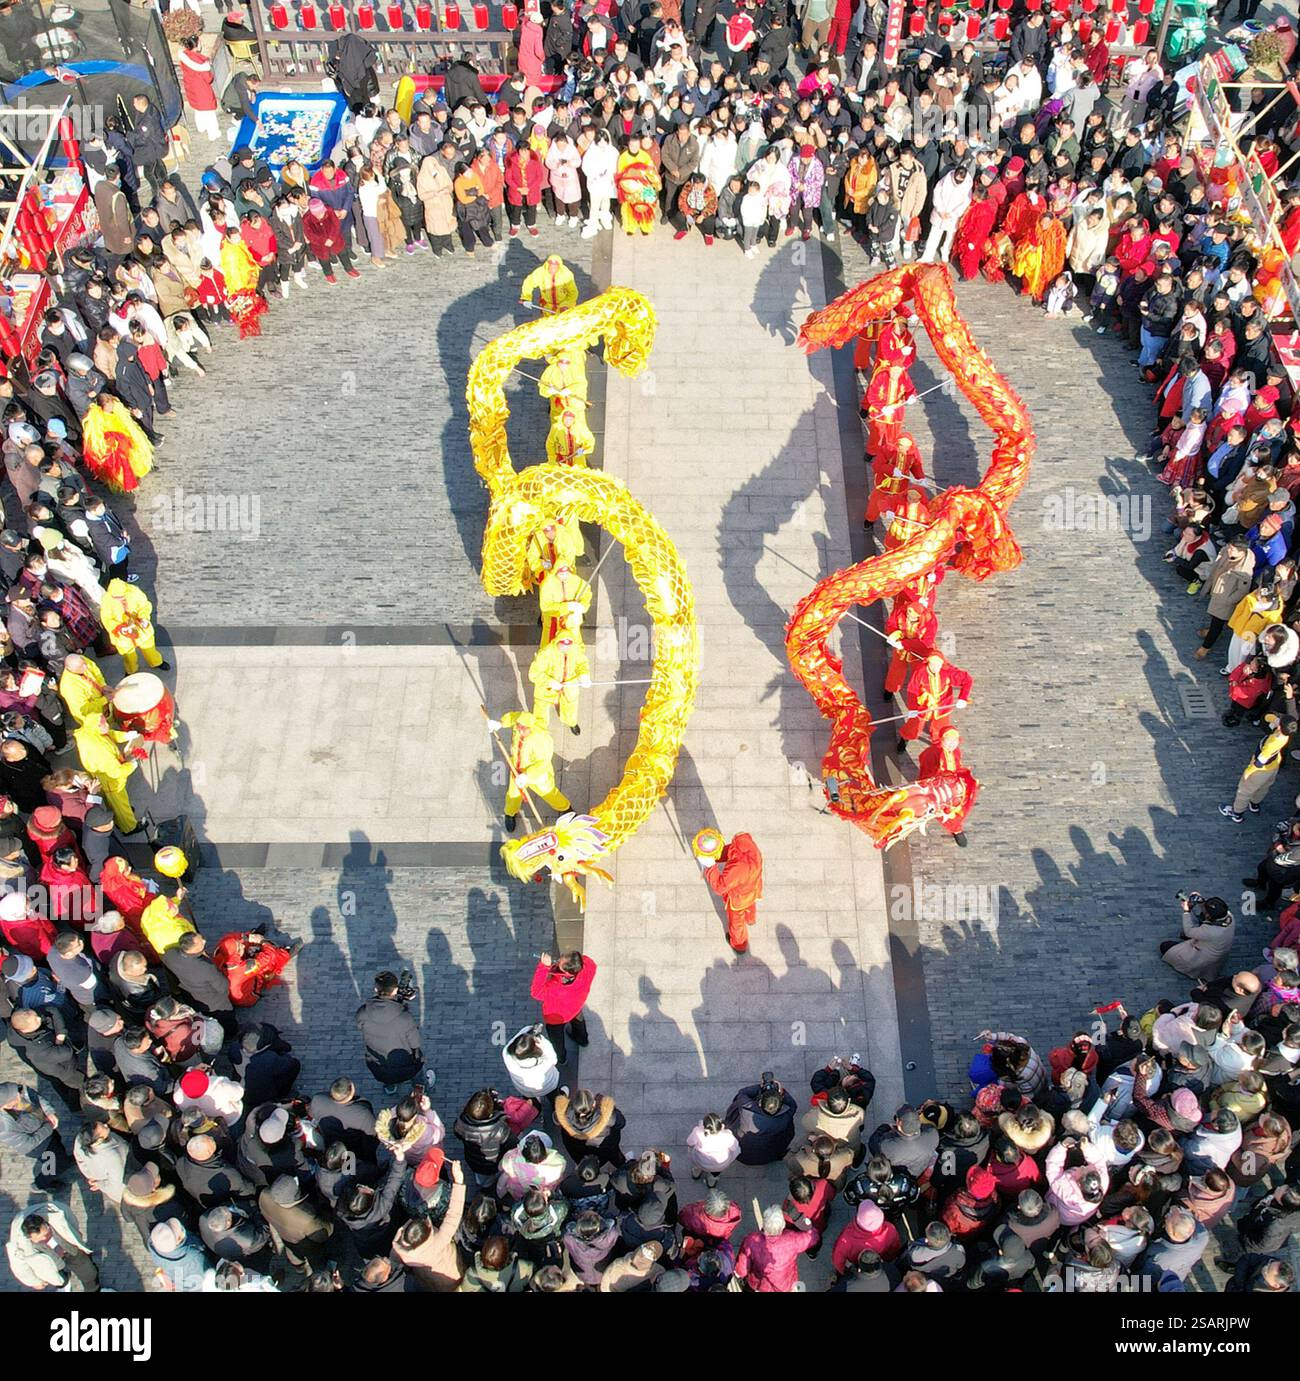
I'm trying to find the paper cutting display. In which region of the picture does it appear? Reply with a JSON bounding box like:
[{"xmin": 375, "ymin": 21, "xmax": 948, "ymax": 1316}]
[
  {"xmin": 466, "ymin": 287, "xmax": 700, "ymax": 907},
  {"xmin": 791, "ymin": 264, "xmax": 1036, "ymax": 849}
]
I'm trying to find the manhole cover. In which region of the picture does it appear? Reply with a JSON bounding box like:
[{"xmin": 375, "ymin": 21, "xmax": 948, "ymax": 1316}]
[{"xmin": 1178, "ymin": 682, "xmax": 1216, "ymax": 721}]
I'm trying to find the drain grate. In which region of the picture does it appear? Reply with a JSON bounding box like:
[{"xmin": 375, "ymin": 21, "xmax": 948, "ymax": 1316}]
[{"xmin": 1178, "ymin": 681, "xmax": 1217, "ymax": 721}]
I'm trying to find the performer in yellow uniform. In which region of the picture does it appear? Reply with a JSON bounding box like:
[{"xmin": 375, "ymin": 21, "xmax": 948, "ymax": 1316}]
[
  {"xmin": 524, "ymin": 518, "xmax": 584, "ymax": 588},
  {"xmin": 100, "ymin": 578, "xmax": 167, "ymax": 675},
  {"xmin": 73, "ymin": 712, "xmax": 139, "ymax": 832},
  {"xmin": 58, "ymin": 653, "xmax": 109, "ymax": 725},
  {"xmin": 538, "ymin": 347, "xmax": 589, "ymax": 419},
  {"xmin": 487, "ymin": 710, "xmax": 572, "ymax": 833},
  {"xmin": 140, "ymin": 890, "xmax": 196, "ymax": 955},
  {"xmin": 545, "ymin": 406, "xmax": 595, "ymax": 466},
  {"xmin": 80, "ymin": 393, "xmax": 153, "ymax": 495},
  {"xmin": 615, "ymin": 137, "xmax": 660, "ymax": 235},
  {"xmin": 520, "ymin": 255, "xmax": 579, "ymax": 313},
  {"xmin": 529, "ymin": 631, "xmax": 590, "ymax": 732},
  {"xmin": 538, "ymin": 564, "xmax": 593, "ymax": 648}
]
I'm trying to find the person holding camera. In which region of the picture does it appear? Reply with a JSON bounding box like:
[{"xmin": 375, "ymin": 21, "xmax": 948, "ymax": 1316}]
[
  {"xmin": 529, "ymin": 950, "xmax": 596, "ymax": 1065},
  {"xmin": 724, "ymin": 1072, "xmax": 797, "ymax": 1166},
  {"xmin": 1160, "ymin": 893, "xmax": 1236, "ymax": 983},
  {"xmin": 355, "ymin": 971, "xmax": 424, "ymax": 1095}
]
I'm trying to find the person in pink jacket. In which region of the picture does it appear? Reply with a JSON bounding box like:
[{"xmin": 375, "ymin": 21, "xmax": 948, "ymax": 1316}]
[
  {"xmin": 831, "ymin": 1200, "xmax": 902, "ymax": 1275},
  {"xmin": 545, "ymin": 132, "xmax": 583, "ymax": 226},
  {"xmin": 734, "ymin": 1205, "xmax": 816, "ymax": 1292},
  {"xmin": 1045, "ymin": 1135, "xmax": 1110, "ymax": 1226}
]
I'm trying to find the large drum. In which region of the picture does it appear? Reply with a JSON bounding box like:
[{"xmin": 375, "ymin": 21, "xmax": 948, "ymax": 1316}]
[{"xmin": 111, "ymin": 673, "xmax": 176, "ymax": 744}]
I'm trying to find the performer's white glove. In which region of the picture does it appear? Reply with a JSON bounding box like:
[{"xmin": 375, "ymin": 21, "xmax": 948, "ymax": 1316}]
[
  {"xmin": 885, "ymin": 632, "xmax": 903, "ymax": 649},
  {"xmin": 955, "ymin": 698, "xmax": 968, "ymax": 710},
  {"xmin": 579, "ymin": 674, "xmax": 592, "ymax": 688},
  {"xmin": 486, "ymin": 719, "xmax": 502, "ymax": 734},
  {"xmin": 512, "ymin": 773, "xmax": 529, "ymax": 790},
  {"xmin": 905, "ymin": 710, "xmax": 920, "ymax": 720},
  {"xmin": 696, "ymin": 856, "xmax": 710, "ymax": 872},
  {"xmin": 548, "ymin": 680, "xmax": 562, "ymax": 693}
]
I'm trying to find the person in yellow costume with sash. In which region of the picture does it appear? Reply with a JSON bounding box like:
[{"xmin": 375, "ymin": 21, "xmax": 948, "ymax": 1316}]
[
  {"xmin": 486, "ymin": 710, "xmax": 571, "ymax": 833},
  {"xmin": 538, "ymin": 564, "xmax": 592, "ymax": 648},
  {"xmin": 140, "ymin": 889, "xmax": 196, "ymax": 955},
  {"xmin": 545, "ymin": 406, "xmax": 595, "ymax": 466},
  {"xmin": 100, "ymin": 578, "xmax": 168, "ymax": 675},
  {"xmin": 524, "ymin": 518, "xmax": 583, "ymax": 589},
  {"xmin": 58, "ymin": 653, "xmax": 109, "ymax": 726},
  {"xmin": 529, "ymin": 630, "xmax": 590, "ymax": 733},
  {"xmin": 80, "ymin": 392, "xmax": 153, "ymax": 494},
  {"xmin": 73, "ymin": 711, "xmax": 138, "ymax": 832},
  {"xmin": 219, "ymin": 227, "xmax": 268, "ymax": 339},
  {"xmin": 520, "ymin": 255, "xmax": 578, "ymax": 314},
  {"xmin": 538, "ymin": 347, "xmax": 589, "ymax": 420}
]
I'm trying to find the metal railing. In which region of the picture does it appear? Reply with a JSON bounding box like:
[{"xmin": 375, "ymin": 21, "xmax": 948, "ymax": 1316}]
[{"xmin": 248, "ymin": 28, "xmax": 515, "ymax": 82}]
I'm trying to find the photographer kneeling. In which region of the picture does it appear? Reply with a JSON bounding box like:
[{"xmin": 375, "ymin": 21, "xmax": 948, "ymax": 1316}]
[
  {"xmin": 1159, "ymin": 892, "xmax": 1235, "ymax": 984},
  {"xmin": 355, "ymin": 970, "xmax": 425, "ymax": 1094}
]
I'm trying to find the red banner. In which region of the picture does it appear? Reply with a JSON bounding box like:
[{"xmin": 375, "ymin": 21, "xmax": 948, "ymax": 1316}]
[{"xmin": 882, "ymin": 0, "xmax": 905, "ymax": 65}]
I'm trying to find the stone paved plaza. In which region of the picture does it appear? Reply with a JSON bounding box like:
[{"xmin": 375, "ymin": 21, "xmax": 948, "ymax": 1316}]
[{"xmin": 0, "ymin": 199, "xmax": 1267, "ymax": 1291}]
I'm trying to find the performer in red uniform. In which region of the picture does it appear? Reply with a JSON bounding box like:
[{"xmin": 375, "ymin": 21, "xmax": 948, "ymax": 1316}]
[
  {"xmin": 213, "ymin": 930, "xmax": 302, "ymax": 1007},
  {"xmin": 899, "ymin": 650, "xmax": 972, "ymax": 749},
  {"xmin": 866, "ymin": 435, "xmax": 926, "ymax": 528},
  {"xmin": 702, "ymin": 833, "xmax": 764, "ymax": 954},
  {"xmin": 917, "ymin": 726, "xmax": 979, "ymax": 847},
  {"xmin": 884, "ymin": 601, "xmax": 939, "ymax": 696}
]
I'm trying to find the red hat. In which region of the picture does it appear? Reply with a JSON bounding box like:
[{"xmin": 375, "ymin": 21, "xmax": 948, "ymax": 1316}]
[
  {"xmin": 179, "ymin": 1070, "xmax": 209, "ymax": 1100},
  {"xmin": 968, "ymin": 1165, "xmax": 998, "ymax": 1198},
  {"xmin": 1005, "ymin": 156, "xmax": 1024, "ymax": 176},
  {"xmin": 800, "ymin": 143, "xmax": 815, "ymax": 158},
  {"xmin": 413, "ymin": 1146, "xmax": 446, "ymax": 1189},
  {"xmin": 29, "ymin": 806, "xmax": 63, "ymax": 835}
]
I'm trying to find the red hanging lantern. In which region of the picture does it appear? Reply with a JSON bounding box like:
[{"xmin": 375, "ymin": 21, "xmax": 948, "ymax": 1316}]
[
  {"xmin": 1026, "ymin": 0, "xmax": 1041, "ymax": 10},
  {"xmin": 1078, "ymin": 15, "xmax": 1093, "ymax": 38},
  {"xmin": 1104, "ymin": 16, "xmax": 1120, "ymax": 40},
  {"xmin": 269, "ymin": 1, "xmax": 288, "ymax": 24},
  {"xmin": 966, "ymin": 0, "xmax": 983, "ymax": 8},
  {"xmin": 1080, "ymin": 0, "xmax": 1096, "ymax": 9},
  {"xmin": 472, "ymin": 1, "xmax": 488, "ymax": 25},
  {"xmin": 57, "ymin": 114, "xmax": 79, "ymax": 167},
  {"xmin": 965, "ymin": 12, "xmax": 980, "ymax": 37},
  {"xmin": 907, "ymin": 10, "xmax": 925, "ymax": 33},
  {"xmin": 387, "ymin": 2, "xmax": 403, "ymax": 24},
  {"xmin": 415, "ymin": 0, "xmax": 432, "ymax": 25},
  {"xmin": 0, "ymin": 314, "xmax": 19, "ymax": 360},
  {"xmin": 300, "ymin": 3, "xmax": 319, "ymax": 27},
  {"xmin": 358, "ymin": 2, "xmax": 375, "ymax": 25},
  {"xmin": 328, "ymin": 2, "xmax": 346, "ymax": 27},
  {"xmin": 1131, "ymin": 17, "xmax": 1149, "ymax": 41},
  {"xmin": 939, "ymin": 0, "xmax": 954, "ymax": 7},
  {"xmin": 444, "ymin": 1, "xmax": 461, "ymax": 25},
  {"xmin": 1110, "ymin": 0, "xmax": 1126, "ymax": 11},
  {"xmin": 993, "ymin": 14, "xmax": 1009, "ymax": 37},
  {"xmin": 502, "ymin": 1, "xmax": 518, "ymax": 24},
  {"xmin": 937, "ymin": 12, "xmax": 953, "ymax": 31},
  {"xmin": 1053, "ymin": 0, "xmax": 1069, "ymax": 11},
  {"xmin": 997, "ymin": 0, "xmax": 1012, "ymax": 9}
]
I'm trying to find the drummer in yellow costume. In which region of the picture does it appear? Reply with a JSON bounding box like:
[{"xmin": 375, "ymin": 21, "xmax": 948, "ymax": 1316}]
[
  {"xmin": 73, "ymin": 711, "xmax": 138, "ymax": 832},
  {"xmin": 520, "ymin": 256, "xmax": 579, "ymax": 314},
  {"xmin": 58, "ymin": 653, "xmax": 109, "ymax": 725},
  {"xmin": 524, "ymin": 518, "xmax": 583, "ymax": 588},
  {"xmin": 545, "ymin": 406, "xmax": 595, "ymax": 466},
  {"xmin": 538, "ymin": 347, "xmax": 589, "ymax": 420},
  {"xmin": 100, "ymin": 578, "xmax": 168, "ymax": 675},
  {"xmin": 529, "ymin": 631, "xmax": 590, "ymax": 733},
  {"xmin": 487, "ymin": 710, "xmax": 571, "ymax": 833},
  {"xmin": 538, "ymin": 564, "xmax": 592, "ymax": 648}
]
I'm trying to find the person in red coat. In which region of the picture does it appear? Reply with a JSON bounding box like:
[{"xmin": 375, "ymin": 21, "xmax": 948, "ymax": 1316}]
[
  {"xmin": 179, "ymin": 37, "xmax": 220, "ymax": 142},
  {"xmin": 213, "ymin": 929, "xmax": 301, "ymax": 1007},
  {"xmin": 0, "ymin": 892, "xmax": 56, "ymax": 960},
  {"xmin": 303, "ymin": 198, "xmax": 359, "ymax": 283},
  {"xmin": 702, "ymin": 832, "xmax": 763, "ymax": 953},
  {"xmin": 916, "ymin": 726, "xmax": 979, "ymax": 847},
  {"xmin": 734, "ymin": 1205, "xmax": 817, "ymax": 1292},
  {"xmin": 900, "ymin": 651, "xmax": 972, "ymax": 750},
  {"xmin": 530, "ymin": 948, "xmax": 596, "ymax": 1063},
  {"xmin": 26, "ymin": 806, "xmax": 76, "ymax": 865},
  {"xmin": 504, "ymin": 146, "xmax": 545, "ymax": 237},
  {"xmin": 953, "ymin": 190, "xmax": 999, "ymax": 280},
  {"xmin": 987, "ymin": 1138, "xmax": 1042, "ymax": 1198},
  {"xmin": 831, "ymin": 1200, "xmax": 902, "ymax": 1275},
  {"xmin": 680, "ymin": 1188, "xmax": 743, "ymax": 1253},
  {"xmin": 40, "ymin": 847, "xmax": 98, "ymax": 928},
  {"xmin": 940, "ymin": 1163, "xmax": 1000, "ymax": 1240}
]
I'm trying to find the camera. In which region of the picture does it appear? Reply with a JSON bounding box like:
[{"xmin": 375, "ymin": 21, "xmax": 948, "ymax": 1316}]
[
  {"xmin": 395, "ymin": 969, "xmax": 417, "ymax": 1003},
  {"xmin": 1175, "ymin": 889, "xmax": 1202, "ymax": 907},
  {"xmin": 758, "ymin": 1070, "xmax": 779, "ymax": 1095}
]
